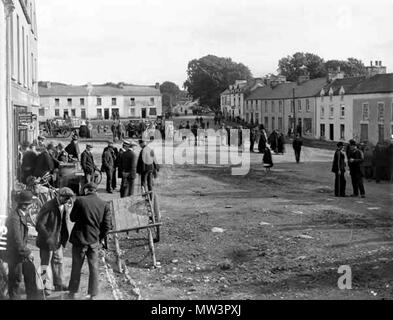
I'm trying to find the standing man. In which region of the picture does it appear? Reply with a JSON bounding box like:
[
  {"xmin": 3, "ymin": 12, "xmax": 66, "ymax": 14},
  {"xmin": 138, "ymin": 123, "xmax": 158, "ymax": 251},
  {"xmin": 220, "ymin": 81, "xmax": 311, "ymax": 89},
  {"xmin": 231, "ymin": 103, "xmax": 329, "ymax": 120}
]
[
  {"xmin": 67, "ymin": 183, "xmax": 112, "ymax": 300},
  {"xmin": 36, "ymin": 188, "xmax": 75, "ymax": 295},
  {"xmin": 348, "ymin": 139, "xmax": 366, "ymax": 198},
  {"xmin": 292, "ymin": 134, "xmax": 303, "ymax": 163},
  {"xmin": 33, "ymin": 145, "xmax": 55, "ymax": 179},
  {"xmin": 331, "ymin": 142, "xmax": 347, "ymax": 197},
  {"xmin": 65, "ymin": 134, "xmax": 80, "ymax": 161},
  {"xmin": 120, "ymin": 140, "xmax": 138, "ymax": 198},
  {"xmin": 6, "ymin": 191, "xmax": 38, "ymax": 300},
  {"xmin": 81, "ymin": 144, "xmax": 97, "ymax": 184},
  {"xmin": 137, "ymin": 139, "xmax": 159, "ymax": 198},
  {"xmin": 101, "ymin": 142, "xmax": 116, "ymax": 194}
]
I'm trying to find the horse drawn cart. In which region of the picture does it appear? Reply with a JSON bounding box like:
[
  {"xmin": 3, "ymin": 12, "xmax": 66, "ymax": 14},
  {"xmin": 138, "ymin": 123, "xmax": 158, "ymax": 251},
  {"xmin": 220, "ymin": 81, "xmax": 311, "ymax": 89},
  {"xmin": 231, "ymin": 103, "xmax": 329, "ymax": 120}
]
[{"xmin": 40, "ymin": 117, "xmax": 82, "ymax": 138}]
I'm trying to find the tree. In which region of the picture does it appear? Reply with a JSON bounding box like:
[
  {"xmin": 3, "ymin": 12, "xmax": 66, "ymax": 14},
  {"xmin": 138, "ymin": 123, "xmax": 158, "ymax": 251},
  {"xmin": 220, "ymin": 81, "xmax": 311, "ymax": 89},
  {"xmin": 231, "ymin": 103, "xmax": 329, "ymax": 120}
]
[
  {"xmin": 160, "ymin": 81, "xmax": 181, "ymax": 113},
  {"xmin": 184, "ymin": 55, "xmax": 252, "ymax": 113},
  {"xmin": 325, "ymin": 58, "xmax": 367, "ymax": 77},
  {"xmin": 278, "ymin": 52, "xmax": 326, "ymax": 81}
]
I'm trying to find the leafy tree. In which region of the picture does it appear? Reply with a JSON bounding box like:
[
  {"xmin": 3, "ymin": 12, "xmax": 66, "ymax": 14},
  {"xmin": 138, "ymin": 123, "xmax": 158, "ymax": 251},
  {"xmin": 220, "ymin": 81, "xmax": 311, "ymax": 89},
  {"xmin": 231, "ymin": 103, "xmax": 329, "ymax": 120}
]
[
  {"xmin": 160, "ymin": 81, "xmax": 181, "ymax": 113},
  {"xmin": 278, "ymin": 52, "xmax": 326, "ymax": 81},
  {"xmin": 184, "ymin": 55, "xmax": 252, "ymax": 113},
  {"xmin": 325, "ymin": 58, "xmax": 367, "ymax": 77}
]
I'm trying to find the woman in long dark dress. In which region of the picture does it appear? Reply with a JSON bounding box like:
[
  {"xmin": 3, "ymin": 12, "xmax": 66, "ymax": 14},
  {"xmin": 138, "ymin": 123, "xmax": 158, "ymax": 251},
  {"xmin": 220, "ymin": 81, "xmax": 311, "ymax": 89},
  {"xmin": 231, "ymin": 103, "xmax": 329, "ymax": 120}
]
[{"xmin": 263, "ymin": 147, "xmax": 274, "ymax": 173}]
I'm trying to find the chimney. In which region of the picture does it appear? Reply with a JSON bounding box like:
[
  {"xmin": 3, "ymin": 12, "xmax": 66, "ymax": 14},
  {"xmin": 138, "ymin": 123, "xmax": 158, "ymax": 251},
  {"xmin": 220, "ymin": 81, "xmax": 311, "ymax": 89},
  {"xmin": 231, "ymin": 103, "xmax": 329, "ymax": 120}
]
[
  {"xmin": 379, "ymin": 61, "xmax": 382, "ymax": 66},
  {"xmin": 46, "ymin": 81, "xmax": 51, "ymax": 89},
  {"xmin": 375, "ymin": 60, "xmax": 378, "ymax": 66},
  {"xmin": 155, "ymin": 82, "xmax": 160, "ymax": 90},
  {"xmin": 370, "ymin": 61, "xmax": 373, "ymax": 67}
]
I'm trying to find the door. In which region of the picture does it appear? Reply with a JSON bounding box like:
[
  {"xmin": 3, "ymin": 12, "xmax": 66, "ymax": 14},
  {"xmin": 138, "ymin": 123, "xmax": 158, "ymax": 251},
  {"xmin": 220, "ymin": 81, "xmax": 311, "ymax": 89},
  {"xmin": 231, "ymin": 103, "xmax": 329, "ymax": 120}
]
[
  {"xmin": 104, "ymin": 109, "xmax": 110, "ymax": 120},
  {"xmin": 329, "ymin": 124, "xmax": 334, "ymax": 141},
  {"xmin": 360, "ymin": 124, "xmax": 368, "ymax": 142},
  {"xmin": 142, "ymin": 108, "xmax": 147, "ymax": 119},
  {"xmin": 378, "ymin": 124, "xmax": 384, "ymax": 143}
]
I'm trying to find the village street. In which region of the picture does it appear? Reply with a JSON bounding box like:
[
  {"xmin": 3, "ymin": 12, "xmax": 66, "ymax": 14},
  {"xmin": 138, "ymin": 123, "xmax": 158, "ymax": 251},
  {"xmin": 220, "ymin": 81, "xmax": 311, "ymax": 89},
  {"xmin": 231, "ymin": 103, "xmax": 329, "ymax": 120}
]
[{"xmin": 29, "ymin": 132, "xmax": 392, "ymax": 300}]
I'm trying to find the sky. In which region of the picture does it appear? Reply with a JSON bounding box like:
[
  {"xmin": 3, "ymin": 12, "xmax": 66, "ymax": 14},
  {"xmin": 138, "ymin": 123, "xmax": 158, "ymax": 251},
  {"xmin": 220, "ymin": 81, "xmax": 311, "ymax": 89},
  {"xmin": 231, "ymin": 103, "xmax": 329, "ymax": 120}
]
[{"xmin": 37, "ymin": 0, "xmax": 393, "ymax": 88}]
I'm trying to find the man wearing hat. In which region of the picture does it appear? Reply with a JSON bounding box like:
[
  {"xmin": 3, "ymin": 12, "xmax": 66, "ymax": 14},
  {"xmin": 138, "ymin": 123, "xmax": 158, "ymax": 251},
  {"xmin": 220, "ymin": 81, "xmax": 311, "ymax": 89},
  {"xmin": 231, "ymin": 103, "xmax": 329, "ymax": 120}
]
[
  {"xmin": 348, "ymin": 139, "xmax": 366, "ymax": 198},
  {"xmin": 37, "ymin": 136, "xmax": 46, "ymax": 149},
  {"xmin": 33, "ymin": 143, "xmax": 55, "ymax": 179},
  {"xmin": 119, "ymin": 140, "xmax": 138, "ymax": 197},
  {"xmin": 137, "ymin": 139, "xmax": 159, "ymax": 199},
  {"xmin": 101, "ymin": 141, "xmax": 117, "ymax": 194},
  {"xmin": 332, "ymin": 142, "xmax": 347, "ymax": 197},
  {"xmin": 65, "ymin": 134, "xmax": 80, "ymax": 161},
  {"xmin": 35, "ymin": 187, "xmax": 75, "ymax": 295},
  {"xmin": 6, "ymin": 191, "xmax": 38, "ymax": 300},
  {"xmin": 81, "ymin": 144, "xmax": 98, "ymax": 184},
  {"xmin": 68, "ymin": 183, "xmax": 112, "ymax": 300}
]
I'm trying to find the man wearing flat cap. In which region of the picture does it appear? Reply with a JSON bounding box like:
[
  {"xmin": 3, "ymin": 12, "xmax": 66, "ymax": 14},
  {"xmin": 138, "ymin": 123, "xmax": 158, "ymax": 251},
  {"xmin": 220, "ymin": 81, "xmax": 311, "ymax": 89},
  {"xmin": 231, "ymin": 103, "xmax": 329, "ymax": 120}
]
[
  {"xmin": 6, "ymin": 191, "xmax": 38, "ymax": 300},
  {"xmin": 348, "ymin": 139, "xmax": 366, "ymax": 198},
  {"xmin": 68, "ymin": 183, "xmax": 112, "ymax": 300},
  {"xmin": 35, "ymin": 187, "xmax": 75, "ymax": 295},
  {"xmin": 137, "ymin": 139, "xmax": 159, "ymax": 199},
  {"xmin": 81, "ymin": 144, "xmax": 98, "ymax": 184},
  {"xmin": 119, "ymin": 140, "xmax": 138, "ymax": 198},
  {"xmin": 332, "ymin": 142, "xmax": 347, "ymax": 197}
]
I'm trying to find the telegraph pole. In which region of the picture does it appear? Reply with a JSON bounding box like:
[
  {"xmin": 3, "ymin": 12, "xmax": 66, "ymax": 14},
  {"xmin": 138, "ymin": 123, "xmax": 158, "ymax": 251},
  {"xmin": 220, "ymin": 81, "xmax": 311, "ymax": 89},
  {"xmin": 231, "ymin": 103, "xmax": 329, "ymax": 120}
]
[{"xmin": 292, "ymin": 88, "xmax": 296, "ymax": 136}]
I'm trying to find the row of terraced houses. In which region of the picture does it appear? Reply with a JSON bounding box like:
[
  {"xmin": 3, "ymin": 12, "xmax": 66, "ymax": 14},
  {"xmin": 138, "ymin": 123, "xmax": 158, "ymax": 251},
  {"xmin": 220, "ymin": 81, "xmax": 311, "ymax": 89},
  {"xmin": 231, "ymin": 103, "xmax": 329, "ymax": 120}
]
[{"xmin": 221, "ymin": 63, "xmax": 393, "ymax": 146}]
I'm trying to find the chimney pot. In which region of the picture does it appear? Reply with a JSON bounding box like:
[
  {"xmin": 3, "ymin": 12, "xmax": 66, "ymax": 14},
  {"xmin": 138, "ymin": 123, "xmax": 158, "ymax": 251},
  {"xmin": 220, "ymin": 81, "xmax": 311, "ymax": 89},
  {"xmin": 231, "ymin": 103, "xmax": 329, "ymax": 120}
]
[
  {"xmin": 375, "ymin": 60, "xmax": 378, "ymax": 66},
  {"xmin": 155, "ymin": 82, "xmax": 160, "ymax": 90},
  {"xmin": 370, "ymin": 61, "xmax": 373, "ymax": 66},
  {"xmin": 379, "ymin": 61, "xmax": 382, "ymax": 66}
]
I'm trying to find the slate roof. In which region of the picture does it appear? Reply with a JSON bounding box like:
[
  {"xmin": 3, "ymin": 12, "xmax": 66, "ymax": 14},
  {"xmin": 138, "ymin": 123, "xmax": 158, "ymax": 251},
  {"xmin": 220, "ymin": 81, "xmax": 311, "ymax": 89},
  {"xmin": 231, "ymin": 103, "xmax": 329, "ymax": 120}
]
[
  {"xmin": 350, "ymin": 73, "xmax": 393, "ymax": 94},
  {"xmin": 39, "ymin": 83, "xmax": 161, "ymax": 97},
  {"xmin": 320, "ymin": 77, "xmax": 365, "ymax": 96},
  {"xmin": 247, "ymin": 78, "xmax": 328, "ymax": 100}
]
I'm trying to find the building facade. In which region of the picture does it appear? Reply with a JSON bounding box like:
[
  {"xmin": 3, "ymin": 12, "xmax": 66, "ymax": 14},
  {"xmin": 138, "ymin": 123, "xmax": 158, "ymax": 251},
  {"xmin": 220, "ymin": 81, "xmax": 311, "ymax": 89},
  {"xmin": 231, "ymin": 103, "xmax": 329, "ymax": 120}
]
[
  {"xmin": 38, "ymin": 82, "xmax": 163, "ymax": 121},
  {"xmin": 220, "ymin": 78, "xmax": 265, "ymax": 119},
  {"xmin": 246, "ymin": 77, "xmax": 328, "ymax": 137}
]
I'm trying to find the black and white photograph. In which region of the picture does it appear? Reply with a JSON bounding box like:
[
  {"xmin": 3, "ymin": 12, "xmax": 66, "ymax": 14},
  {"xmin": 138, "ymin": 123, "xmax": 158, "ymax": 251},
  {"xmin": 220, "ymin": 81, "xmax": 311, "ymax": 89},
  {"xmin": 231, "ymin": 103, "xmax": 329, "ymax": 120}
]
[{"xmin": 0, "ymin": 0, "xmax": 392, "ymax": 310}]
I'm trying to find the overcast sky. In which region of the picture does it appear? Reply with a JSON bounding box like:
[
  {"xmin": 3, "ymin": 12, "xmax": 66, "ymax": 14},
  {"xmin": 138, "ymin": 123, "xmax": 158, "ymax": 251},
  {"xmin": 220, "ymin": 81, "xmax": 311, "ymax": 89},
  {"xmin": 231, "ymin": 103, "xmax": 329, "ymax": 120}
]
[{"xmin": 37, "ymin": 0, "xmax": 393, "ymax": 88}]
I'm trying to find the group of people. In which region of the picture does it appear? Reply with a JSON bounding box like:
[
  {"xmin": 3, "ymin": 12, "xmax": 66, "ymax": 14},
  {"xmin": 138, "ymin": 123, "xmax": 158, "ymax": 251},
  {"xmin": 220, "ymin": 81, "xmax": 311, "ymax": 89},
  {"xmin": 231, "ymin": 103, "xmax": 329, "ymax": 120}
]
[{"xmin": 4, "ymin": 182, "xmax": 112, "ymax": 300}]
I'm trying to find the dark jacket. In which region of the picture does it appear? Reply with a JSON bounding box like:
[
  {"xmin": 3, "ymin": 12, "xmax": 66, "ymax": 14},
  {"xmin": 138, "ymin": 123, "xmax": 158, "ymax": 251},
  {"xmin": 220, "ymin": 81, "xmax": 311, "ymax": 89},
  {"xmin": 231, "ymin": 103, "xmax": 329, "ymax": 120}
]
[
  {"xmin": 263, "ymin": 148, "xmax": 273, "ymax": 167},
  {"xmin": 332, "ymin": 149, "xmax": 346, "ymax": 173},
  {"xmin": 292, "ymin": 137, "xmax": 303, "ymax": 150},
  {"xmin": 33, "ymin": 150, "xmax": 55, "ymax": 178},
  {"xmin": 101, "ymin": 147, "xmax": 116, "ymax": 171},
  {"xmin": 81, "ymin": 150, "xmax": 96, "ymax": 174},
  {"xmin": 65, "ymin": 141, "xmax": 80, "ymax": 160},
  {"xmin": 21, "ymin": 150, "xmax": 38, "ymax": 183},
  {"xmin": 137, "ymin": 146, "xmax": 159, "ymax": 175},
  {"xmin": 69, "ymin": 194, "xmax": 112, "ymax": 246},
  {"xmin": 6, "ymin": 209, "xmax": 31, "ymax": 263},
  {"xmin": 35, "ymin": 198, "xmax": 69, "ymax": 251},
  {"xmin": 120, "ymin": 149, "xmax": 137, "ymax": 178},
  {"xmin": 348, "ymin": 148, "xmax": 364, "ymax": 176}
]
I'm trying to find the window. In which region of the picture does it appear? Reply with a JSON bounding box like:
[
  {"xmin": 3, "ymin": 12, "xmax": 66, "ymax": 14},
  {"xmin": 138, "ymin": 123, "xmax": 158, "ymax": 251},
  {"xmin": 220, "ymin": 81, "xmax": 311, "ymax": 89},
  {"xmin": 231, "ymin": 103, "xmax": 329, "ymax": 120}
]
[
  {"xmin": 55, "ymin": 109, "xmax": 60, "ymax": 117},
  {"xmin": 55, "ymin": 98, "xmax": 59, "ymax": 107},
  {"xmin": 97, "ymin": 108, "xmax": 102, "ymax": 118},
  {"xmin": 340, "ymin": 124, "xmax": 345, "ymax": 140},
  {"xmin": 279, "ymin": 100, "xmax": 283, "ymax": 113},
  {"xmin": 340, "ymin": 94, "xmax": 344, "ymax": 101},
  {"xmin": 360, "ymin": 124, "xmax": 368, "ymax": 142},
  {"xmin": 291, "ymin": 100, "xmax": 295, "ymax": 114},
  {"xmin": 378, "ymin": 102, "xmax": 385, "ymax": 121},
  {"xmin": 329, "ymin": 94, "xmax": 333, "ymax": 102},
  {"xmin": 304, "ymin": 118, "xmax": 312, "ymax": 135},
  {"xmin": 71, "ymin": 109, "xmax": 76, "ymax": 117},
  {"xmin": 67, "ymin": 98, "xmax": 72, "ymax": 106},
  {"xmin": 130, "ymin": 108, "xmax": 135, "ymax": 117},
  {"xmin": 306, "ymin": 99, "xmax": 310, "ymax": 112},
  {"xmin": 320, "ymin": 124, "xmax": 325, "ymax": 137},
  {"xmin": 112, "ymin": 98, "xmax": 117, "ymax": 106},
  {"xmin": 271, "ymin": 101, "xmax": 275, "ymax": 113},
  {"xmin": 63, "ymin": 109, "xmax": 69, "ymax": 118},
  {"xmin": 271, "ymin": 117, "xmax": 275, "ymax": 130},
  {"xmin": 81, "ymin": 109, "xmax": 86, "ymax": 119},
  {"xmin": 80, "ymin": 98, "xmax": 85, "ymax": 106},
  {"xmin": 298, "ymin": 100, "xmax": 302, "ymax": 112},
  {"xmin": 255, "ymin": 113, "xmax": 259, "ymax": 123},
  {"xmin": 97, "ymin": 98, "xmax": 102, "ymax": 106},
  {"xmin": 150, "ymin": 98, "xmax": 155, "ymax": 106},
  {"xmin": 278, "ymin": 117, "xmax": 283, "ymax": 131},
  {"xmin": 130, "ymin": 98, "xmax": 136, "ymax": 106},
  {"xmin": 265, "ymin": 101, "xmax": 268, "ymax": 113},
  {"xmin": 149, "ymin": 108, "xmax": 157, "ymax": 116},
  {"xmin": 264, "ymin": 117, "xmax": 269, "ymax": 129},
  {"xmin": 329, "ymin": 105, "xmax": 334, "ymax": 118},
  {"xmin": 39, "ymin": 108, "xmax": 45, "ymax": 117},
  {"xmin": 321, "ymin": 105, "xmax": 325, "ymax": 118},
  {"xmin": 340, "ymin": 105, "xmax": 345, "ymax": 118},
  {"xmin": 362, "ymin": 103, "xmax": 369, "ymax": 121}
]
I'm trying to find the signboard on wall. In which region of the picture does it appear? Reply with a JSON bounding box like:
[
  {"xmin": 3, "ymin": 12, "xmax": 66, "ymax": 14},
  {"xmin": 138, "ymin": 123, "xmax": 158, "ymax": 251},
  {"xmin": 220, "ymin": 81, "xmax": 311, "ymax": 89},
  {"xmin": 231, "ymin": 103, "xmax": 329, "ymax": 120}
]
[{"xmin": 18, "ymin": 112, "xmax": 33, "ymax": 125}]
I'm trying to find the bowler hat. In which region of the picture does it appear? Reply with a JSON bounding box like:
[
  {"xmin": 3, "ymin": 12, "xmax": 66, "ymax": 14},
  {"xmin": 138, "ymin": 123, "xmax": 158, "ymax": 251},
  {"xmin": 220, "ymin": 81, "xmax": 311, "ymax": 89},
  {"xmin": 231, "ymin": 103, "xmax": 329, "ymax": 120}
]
[
  {"xmin": 86, "ymin": 144, "xmax": 93, "ymax": 148},
  {"xmin": 17, "ymin": 191, "xmax": 34, "ymax": 204},
  {"xmin": 59, "ymin": 187, "xmax": 75, "ymax": 198},
  {"xmin": 337, "ymin": 142, "xmax": 344, "ymax": 148}
]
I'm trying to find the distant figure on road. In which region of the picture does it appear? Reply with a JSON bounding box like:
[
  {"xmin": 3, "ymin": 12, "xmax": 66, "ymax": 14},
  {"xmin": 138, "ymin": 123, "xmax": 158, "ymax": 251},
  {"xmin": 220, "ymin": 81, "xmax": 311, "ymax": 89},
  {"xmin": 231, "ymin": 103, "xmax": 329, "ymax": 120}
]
[
  {"xmin": 292, "ymin": 134, "xmax": 303, "ymax": 163},
  {"xmin": 348, "ymin": 139, "xmax": 365, "ymax": 198},
  {"xmin": 258, "ymin": 125, "xmax": 267, "ymax": 154},
  {"xmin": 101, "ymin": 142, "xmax": 117, "ymax": 194},
  {"xmin": 331, "ymin": 142, "xmax": 346, "ymax": 197},
  {"xmin": 137, "ymin": 139, "xmax": 159, "ymax": 199},
  {"xmin": 263, "ymin": 147, "xmax": 273, "ymax": 173},
  {"xmin": 119, "ymin": 140, "xmax": 138, "ymax": 198},
  {"xmin": 277, "ymin": 132, "xmax": 286, "ymax": 154}
]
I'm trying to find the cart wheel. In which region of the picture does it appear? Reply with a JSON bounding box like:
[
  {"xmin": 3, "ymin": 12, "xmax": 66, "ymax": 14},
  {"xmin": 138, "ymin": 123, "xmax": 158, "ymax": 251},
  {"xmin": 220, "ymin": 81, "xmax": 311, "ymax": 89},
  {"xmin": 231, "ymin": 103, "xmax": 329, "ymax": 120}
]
[
  {"xmin": 152, "ymin": 193, "xmax": 161, "ymax": 243},
  {"xmin": 94, "ymin": 170, "xmax": 103, "ymax": 185}
]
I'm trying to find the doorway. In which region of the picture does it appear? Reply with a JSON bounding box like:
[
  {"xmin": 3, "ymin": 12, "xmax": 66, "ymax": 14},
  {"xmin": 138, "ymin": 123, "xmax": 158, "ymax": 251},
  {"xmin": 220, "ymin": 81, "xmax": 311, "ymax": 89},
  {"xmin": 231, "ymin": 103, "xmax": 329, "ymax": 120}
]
[
  {"xmin": 104, "ymin": 109, "xmax": 110, "ymax": 120},
  {"xmin": 329, "ymin": 124, "xmax": 334, "ymax": 141},
  {"xmin": 378, "ymin": 124, "xmax": 385, "ymax": 143},
  {"xmin": 142, "ymin": 108, "xmax": 147, "ymax": 119}
]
